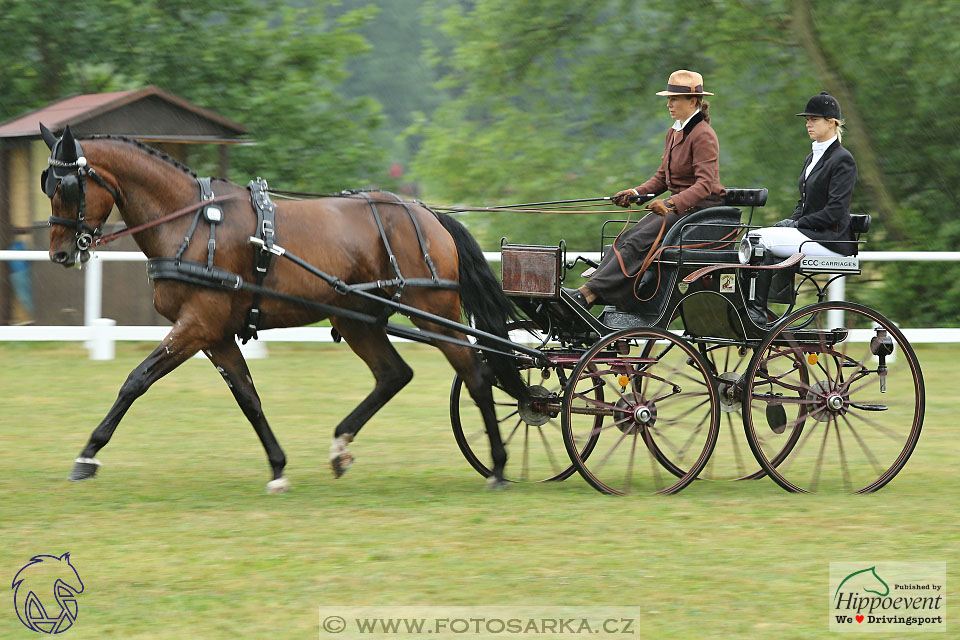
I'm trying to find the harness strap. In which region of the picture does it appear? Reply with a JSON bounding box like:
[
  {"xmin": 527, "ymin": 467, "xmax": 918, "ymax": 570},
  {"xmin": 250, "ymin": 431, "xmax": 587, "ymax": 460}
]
[
  {"xmin": 354, "ymin": 191, "xmax": 406, "ymax": 304},
  {"xmin": 241, "ymin": 178, "xmax": 277, "ymax": 343},
  {"xmin": 381, "ymin": 191, "xmax": 441, "ymax": 282},
  {"xmin": 145, "ymin": 257, "xmax": 534, "ymax": 363}
]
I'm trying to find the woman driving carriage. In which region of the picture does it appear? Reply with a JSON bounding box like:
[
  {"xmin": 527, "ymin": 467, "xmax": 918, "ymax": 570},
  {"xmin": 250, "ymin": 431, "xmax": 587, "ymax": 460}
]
[
  {"xmin": 742, "ymin": 91, "xmax": 858, "ymax": 326},
  {"xmin": 564, "ymin": 69, "xmax": 725, "ymax": 311}
]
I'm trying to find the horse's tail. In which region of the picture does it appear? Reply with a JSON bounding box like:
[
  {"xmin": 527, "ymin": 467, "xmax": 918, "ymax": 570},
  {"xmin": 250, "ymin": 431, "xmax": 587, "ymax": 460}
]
[{"xmin": 435, "ymin": 212, "xmax": 530, "ymax": 402}]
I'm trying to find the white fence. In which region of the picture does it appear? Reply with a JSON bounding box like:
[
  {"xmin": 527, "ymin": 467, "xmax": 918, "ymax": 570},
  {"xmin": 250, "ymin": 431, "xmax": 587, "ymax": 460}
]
[{"xmin": 2, "ymin": 249, "xmax": 959, "ymax": 359}]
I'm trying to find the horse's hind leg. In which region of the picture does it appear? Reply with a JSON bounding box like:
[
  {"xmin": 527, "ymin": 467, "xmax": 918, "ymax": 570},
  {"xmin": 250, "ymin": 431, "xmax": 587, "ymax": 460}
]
[
  {"xmin": 433, "ymin": 339, "xmax": 508, "ymax": 488},
  {"xmin": 204, "ymin": 338, "xmax": 288, "ymax": 493},
  {"xmin": 69, "ymin": 329, "xmax": 202, "ymax": 481},
  {"xmin": 327, "ymin": 320, "xmax": 413, "ymax": 477}
]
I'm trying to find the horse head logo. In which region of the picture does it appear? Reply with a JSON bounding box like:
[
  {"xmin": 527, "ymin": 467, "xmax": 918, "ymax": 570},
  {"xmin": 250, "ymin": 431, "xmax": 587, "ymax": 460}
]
[
  {"xmin": 834, "ymin": 565, "xmax": 890, "ymax": 602},
  {"xmin": 11, "ymin": 553, "xmax": 84, "ymax": 634}
]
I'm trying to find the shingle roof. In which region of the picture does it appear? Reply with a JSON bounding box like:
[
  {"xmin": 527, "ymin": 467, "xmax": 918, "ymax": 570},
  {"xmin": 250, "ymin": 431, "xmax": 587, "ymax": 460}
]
[{"xmin": 0, "ymin": 86, "xmax": 248, "ymax": 142}]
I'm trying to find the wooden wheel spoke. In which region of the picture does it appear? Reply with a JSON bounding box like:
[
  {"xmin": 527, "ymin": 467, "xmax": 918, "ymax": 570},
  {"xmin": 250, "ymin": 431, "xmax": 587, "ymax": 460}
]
[
  {"xmin": 623, "ymin": 429, "xmax": 639, "ymax": 495},
  {"xmin": 497, "ymin": 408, "xmax": 520, "ymax": 425},
  {"xmin": 520, "ymin": 424, "xmax": 530, "ymax": 481},
  {"xmin": 643, "ymin": 426, "xmax": 665, "ymax": 490},
  {"xmin": 833, "ymin": 415, "xmax": 853, "ymax": 492},
  {"xmin": 809, "ymin": 415, "xmax": 832, "ymax": 492},
  {"xmin": 651, "ymin": 396, "xmax": 712, "ymax": 427},
  {"xmin": 840, "ymin": 413, "xmax": 886, "ymax": 476},
  {"xmin": 590, "ymin": 425, "xmax": 634, "ymax": 475},
  {"xmin": 535, "ymin": 426, "xmax": 563, "ymax": 475},
  {"xmin": 726, "ymin": 412, "xmax": 747, "ymax": 476},
  {"xmin": 845, "ymin": 408, "xmax": 905, "ymax": 442},
  {"xmin": 773, "ymin": 406, "xmax": 828, "ymax": 474},
  {"xmin": 502, "ymin": 417, "xmax": 524, "ymax": 447}
]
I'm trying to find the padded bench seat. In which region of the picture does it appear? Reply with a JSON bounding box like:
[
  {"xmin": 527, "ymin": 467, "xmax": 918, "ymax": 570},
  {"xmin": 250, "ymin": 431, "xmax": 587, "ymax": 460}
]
[{"xmin": 658, "ymin": 248, "xmax": 741, "ymax": 264}]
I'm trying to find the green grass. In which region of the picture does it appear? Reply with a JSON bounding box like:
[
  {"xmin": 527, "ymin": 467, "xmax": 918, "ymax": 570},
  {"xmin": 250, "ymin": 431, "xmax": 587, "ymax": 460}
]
[{"xmin": 0, "ymin": 342, "xmax": 956, "ymax": 639}]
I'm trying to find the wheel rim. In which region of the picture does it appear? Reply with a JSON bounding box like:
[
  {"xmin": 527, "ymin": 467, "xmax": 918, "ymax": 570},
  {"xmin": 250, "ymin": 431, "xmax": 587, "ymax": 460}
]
[
  {"xmin": 562, "ymin": 328, "xmax": 720, "ymax": 495},
  {"xmin": 450, "ymin": 323, "xmax": 602, "ymax": 482},
  {"xmin": 743, "ymin": 302, "xmax": 924, "ymax": 493}
]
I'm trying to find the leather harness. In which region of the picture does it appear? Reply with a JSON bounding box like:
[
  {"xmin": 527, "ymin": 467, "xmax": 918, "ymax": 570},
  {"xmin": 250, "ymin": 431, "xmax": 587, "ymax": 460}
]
[{"xmin": 146, "ymin": 185, "xmax": 458, "ymax": 342}]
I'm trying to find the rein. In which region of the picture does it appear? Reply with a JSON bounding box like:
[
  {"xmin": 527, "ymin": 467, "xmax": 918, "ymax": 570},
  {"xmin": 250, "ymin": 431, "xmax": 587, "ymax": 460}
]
[
  {"xmin": 611, "ymin": 212, "xmax": 740, "ymax": 303},
  {"xmin": 94, "ymin": 193, "xmax": 245, "ymax": 247}
]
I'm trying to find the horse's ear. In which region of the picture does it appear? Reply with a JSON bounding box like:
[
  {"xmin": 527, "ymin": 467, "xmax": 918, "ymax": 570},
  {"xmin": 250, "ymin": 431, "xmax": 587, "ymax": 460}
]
[
  {"xmin": 60, "ymin": 126, "xmax": 78, "ymax": 161},
  {"xmin": 59, "ymin": 552, "xmax": 71, "ymax": 562},
  {"xmin": 39, "ymin": 122, "xmax": 58, "ymax": 149}
]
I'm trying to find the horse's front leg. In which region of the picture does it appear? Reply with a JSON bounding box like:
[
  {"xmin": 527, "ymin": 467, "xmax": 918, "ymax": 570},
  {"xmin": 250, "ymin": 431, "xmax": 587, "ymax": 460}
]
[
  {"xmin": 68, "ymin": 328, "xmax": 201, "ymax": 481},
  {"xmin": 204, "ymin": 337, "xmax": 288, "ymax": 493}
]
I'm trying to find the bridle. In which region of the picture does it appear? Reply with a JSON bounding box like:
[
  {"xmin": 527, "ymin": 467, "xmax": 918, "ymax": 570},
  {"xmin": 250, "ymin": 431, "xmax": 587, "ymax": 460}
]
[{"xmin": 44, "ymin": 155, "xmax": 122, "ymax": 252}]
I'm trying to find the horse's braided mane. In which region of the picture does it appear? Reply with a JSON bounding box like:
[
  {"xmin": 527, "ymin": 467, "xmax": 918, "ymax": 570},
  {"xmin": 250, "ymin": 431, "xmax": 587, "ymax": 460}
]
[{"xmin": 80, "ymin": 134, "xmax": 198, "ymax": 178}]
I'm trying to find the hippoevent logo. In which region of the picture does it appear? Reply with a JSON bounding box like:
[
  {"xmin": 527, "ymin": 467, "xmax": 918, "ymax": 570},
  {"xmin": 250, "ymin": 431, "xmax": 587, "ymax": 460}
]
[
  {"xmin": 829, "ymin": 562, "xmax": 945, "ymax": 632},
  {"xmin": 11, "ymin": 553, "xmax": 84, "ymax": 634}
]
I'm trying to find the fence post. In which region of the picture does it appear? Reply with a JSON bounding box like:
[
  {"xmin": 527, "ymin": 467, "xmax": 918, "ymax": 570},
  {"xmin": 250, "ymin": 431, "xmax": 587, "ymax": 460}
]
[
  {"xmin": 90, "ymin": 317, "xmax": 116, "ymax": 360},
  {"xmin": 827, "ymin": 276, "xmax": 846, "ymax": 328},
  {"xmin": 83, "ymin": 253, "xmax": 103, "ymax": 349}
]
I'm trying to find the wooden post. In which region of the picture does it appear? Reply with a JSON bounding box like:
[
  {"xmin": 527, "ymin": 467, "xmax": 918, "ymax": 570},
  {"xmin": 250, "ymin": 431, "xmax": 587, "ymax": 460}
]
[{"xmin": 0, "ymin": 145, "xmax": 10, "ymax": 324}]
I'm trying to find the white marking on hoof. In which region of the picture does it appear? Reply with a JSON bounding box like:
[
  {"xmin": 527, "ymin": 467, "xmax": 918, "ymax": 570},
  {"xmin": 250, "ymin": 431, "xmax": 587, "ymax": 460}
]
[
  {"xmin": 486, "ymin": 475, "xmax": 509, "ymax": 490},
  {"xmin": 266, "ymin": 477, "xmax": 291, "ymax": 494},
  {"xmin": 329, "ymin": 435, "xmax": 355, "ymax": 478},
  {"xmin": 75, "ymin": 457, "xmax": 102, "ymax": 467}
]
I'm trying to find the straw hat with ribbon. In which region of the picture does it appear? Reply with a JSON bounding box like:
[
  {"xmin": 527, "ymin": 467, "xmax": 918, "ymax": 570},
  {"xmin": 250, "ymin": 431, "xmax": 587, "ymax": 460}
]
[{"xmin": 655, "ymin": 69, "xmax": 714, "ymax": 96}]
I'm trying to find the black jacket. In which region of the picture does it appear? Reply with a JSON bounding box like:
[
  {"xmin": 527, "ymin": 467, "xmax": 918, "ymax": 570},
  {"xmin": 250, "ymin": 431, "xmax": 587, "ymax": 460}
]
[{"xmin": 789, "ymin": 139, "xmax": 858, "ymax": 256}]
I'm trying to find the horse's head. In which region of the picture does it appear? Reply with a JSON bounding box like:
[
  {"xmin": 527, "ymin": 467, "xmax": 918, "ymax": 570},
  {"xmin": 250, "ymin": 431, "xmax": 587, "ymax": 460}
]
[{"xmin": 40, "ymin": 123, "xmax": 122, "ymax": 267}]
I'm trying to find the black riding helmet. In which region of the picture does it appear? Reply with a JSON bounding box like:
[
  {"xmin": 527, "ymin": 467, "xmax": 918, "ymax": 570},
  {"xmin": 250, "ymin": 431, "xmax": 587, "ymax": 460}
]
[{"xmin": 796, "ymin": 91, "xmax": 841, "ymax": 120}]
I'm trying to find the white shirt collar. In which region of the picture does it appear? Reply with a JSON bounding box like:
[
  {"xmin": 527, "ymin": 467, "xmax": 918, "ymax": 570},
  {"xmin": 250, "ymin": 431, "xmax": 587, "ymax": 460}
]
[
  {"xmin": 805, "ymin": 135, "xmax": 838, "ymax": 179},
  {"xmin": 811, "ymin": 135, "xmax": 837, "ymax": 154},
  {"xmin": 672, "ymin": 109, "xmax": 701, "ymax": 131}
]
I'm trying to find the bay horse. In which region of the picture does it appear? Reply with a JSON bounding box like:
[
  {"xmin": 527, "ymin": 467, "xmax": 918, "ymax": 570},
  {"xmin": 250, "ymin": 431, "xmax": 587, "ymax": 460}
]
[{"xmin": 40, "ymin": 124, "xmax": 528, "ymax": 492}]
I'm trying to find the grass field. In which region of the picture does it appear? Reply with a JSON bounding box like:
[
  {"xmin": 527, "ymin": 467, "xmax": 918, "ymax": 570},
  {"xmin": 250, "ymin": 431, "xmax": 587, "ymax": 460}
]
[{"xmin": 0, "ymin": 341, "xmax": 955, "ymax": 639}]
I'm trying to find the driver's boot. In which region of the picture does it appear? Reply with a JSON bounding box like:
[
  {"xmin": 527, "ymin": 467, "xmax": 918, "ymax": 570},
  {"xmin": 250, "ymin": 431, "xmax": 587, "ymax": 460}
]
[{"xmin": 740, "ymin": 253, "xmax": 776, "ymax": 327}]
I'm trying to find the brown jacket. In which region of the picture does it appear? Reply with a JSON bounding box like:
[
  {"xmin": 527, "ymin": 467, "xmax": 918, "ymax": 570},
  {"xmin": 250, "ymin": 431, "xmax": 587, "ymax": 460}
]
[{"xmin": 634, "ymin": 111, "xmax": 724, "ymax": 214}]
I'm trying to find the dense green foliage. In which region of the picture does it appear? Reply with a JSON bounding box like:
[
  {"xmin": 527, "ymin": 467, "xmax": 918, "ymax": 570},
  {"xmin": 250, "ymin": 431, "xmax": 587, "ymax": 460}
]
[
  {"xmin": 2, "ymin": 0, "xmax": 957, "ymax": 322},
  {"xmin": 0, "ymin": 0, "xmax": 383, "ymax": 190}
]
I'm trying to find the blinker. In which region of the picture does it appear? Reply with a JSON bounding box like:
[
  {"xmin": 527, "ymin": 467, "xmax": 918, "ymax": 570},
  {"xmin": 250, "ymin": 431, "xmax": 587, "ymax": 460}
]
[{"xmin": 60, "ymin": 174, "xmax": 80, "ymax": 203}]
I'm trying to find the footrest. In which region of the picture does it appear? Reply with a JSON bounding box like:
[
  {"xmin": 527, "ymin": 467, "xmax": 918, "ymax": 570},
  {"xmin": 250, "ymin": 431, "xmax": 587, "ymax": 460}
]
[{"xmin": 770, "ymin": 328, "xmax": 849, "ymax": 347}]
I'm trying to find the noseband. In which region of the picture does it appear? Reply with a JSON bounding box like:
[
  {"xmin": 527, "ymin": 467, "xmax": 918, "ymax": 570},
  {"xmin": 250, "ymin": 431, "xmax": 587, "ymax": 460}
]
[{"xmin": 46, "ymin": 156, "xmax": 122, "ymax": 251}]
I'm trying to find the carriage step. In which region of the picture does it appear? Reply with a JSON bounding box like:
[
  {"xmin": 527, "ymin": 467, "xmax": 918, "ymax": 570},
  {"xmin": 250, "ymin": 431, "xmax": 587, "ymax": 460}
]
[
  {"xmin": 600, "ymin": 307, "xmax": 659, "ymax": 330},
  {"xmin": 849, "ymin": 403, "xmax": 888, "ymax": 411}
]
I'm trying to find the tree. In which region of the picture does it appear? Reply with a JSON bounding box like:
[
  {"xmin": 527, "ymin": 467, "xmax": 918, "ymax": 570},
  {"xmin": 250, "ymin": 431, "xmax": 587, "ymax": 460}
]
[{"xmin": 0, "ymin": 0, "xmax": 384, "ymax": 191}]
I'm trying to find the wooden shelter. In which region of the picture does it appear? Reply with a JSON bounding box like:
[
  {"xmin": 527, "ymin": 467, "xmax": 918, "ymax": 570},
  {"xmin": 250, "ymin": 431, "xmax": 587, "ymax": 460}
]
[{"xmin": 0, "ymin": 86, "xmax": 250, "ymax": 325}]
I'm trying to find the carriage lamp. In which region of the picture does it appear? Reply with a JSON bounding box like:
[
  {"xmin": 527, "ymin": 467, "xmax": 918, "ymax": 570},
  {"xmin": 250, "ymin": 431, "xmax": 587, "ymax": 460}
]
[{"xmin": 738, "ymin": 234, "xmax": 765, "ymax": 265}]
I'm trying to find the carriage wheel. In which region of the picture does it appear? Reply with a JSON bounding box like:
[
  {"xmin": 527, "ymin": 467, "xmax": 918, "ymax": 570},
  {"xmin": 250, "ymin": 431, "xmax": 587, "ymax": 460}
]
[
  {"xmin": 450, "ymin": 324, "xmax": 602, "ymax": 482},
  {"xmin": 694, "ymin": 344, "xmax": 808, "ymax": 482},
  {"xmin": 742, "ymin": 302, "xmax": 924, "ymax": 493},
  {"xmin": 561, "ymin": 327, "xmax": 720, "ymax": 495}
]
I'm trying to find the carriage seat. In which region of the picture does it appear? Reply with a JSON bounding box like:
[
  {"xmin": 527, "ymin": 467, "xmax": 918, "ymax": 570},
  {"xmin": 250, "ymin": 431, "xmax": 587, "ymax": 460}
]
[
  {"xmin": 797, "ymin": 214, "xmax": 871, "ymax": 274},
  {"xmin": 656, "ymin": 189, "xmax": 767, "ymax": 264}
]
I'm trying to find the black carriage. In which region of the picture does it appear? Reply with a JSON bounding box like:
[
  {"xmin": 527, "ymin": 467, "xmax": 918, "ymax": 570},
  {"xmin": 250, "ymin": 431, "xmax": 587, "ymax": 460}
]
[{"xmin": 451, "ymin": 189, "xmax": 924, "ymax": 495}]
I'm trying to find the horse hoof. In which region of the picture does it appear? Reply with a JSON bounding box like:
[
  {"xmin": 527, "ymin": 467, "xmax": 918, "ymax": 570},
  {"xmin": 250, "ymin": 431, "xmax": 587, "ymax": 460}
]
[
  {"xmin": 266, "ymin": 477, "xmax": 291, "ymax": 494},
  {"xmin": 486, "ymin": 475, "xmax": 509, "ymax": 490},
  {"xmin": 331, "ymin": 453, "xmax": 354, "ymax": 478},
  {"xmin": 68, "ymin": 457, "xmax": 101, "ymax": 482}
]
